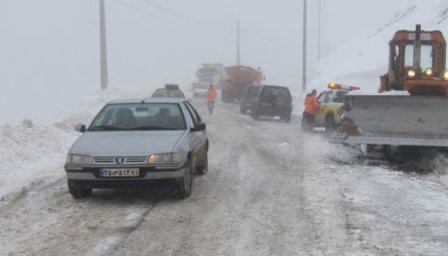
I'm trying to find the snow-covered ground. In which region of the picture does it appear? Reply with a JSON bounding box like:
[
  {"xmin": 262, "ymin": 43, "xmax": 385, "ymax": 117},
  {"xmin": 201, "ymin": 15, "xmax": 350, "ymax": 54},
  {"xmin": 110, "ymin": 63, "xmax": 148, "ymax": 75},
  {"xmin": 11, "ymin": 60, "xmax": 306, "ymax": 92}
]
[
  {"xmin": 1, "ymin": 0, "xmax": 448, "ymax": 254},
  {"xmin": 0, "ymin": 91, "xmax": 447, "ymax": 255}
]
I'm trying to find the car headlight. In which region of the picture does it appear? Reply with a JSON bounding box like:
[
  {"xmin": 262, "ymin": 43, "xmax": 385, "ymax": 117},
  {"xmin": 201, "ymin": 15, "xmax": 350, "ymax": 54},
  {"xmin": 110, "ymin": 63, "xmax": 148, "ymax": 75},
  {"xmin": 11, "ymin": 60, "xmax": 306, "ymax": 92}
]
[
  {"xmin": 443, "ymin": 70, "xmax": 448, "ymax": 80},
  {"xmin": 407, "ymin": 69, "xmax": 416, "ymax": 78},
  {"xmin": 424, "ymin": 67, "xmax": 433, "ymax": 77},
  {"xmin": 147, "ymin": 153, "xmax": 179, "ymax": 164},
  {"xmin": 66, "ymin": 154, "xmax": 93, "ymax": 165}
]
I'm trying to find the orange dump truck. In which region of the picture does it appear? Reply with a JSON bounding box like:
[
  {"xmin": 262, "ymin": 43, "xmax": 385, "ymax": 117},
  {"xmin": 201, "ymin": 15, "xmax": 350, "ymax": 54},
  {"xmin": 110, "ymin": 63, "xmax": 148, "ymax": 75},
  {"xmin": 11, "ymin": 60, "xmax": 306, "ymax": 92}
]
[{"xmin": 221, "ymin": 65, "xmax": 263, "ymax": 103}]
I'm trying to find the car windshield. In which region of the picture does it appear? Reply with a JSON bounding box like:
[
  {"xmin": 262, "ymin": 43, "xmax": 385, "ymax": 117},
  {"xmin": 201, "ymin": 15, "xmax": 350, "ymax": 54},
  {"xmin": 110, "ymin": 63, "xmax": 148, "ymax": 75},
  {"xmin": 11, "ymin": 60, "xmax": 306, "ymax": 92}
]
[
  {"xmin": 88, "ymin": 103, "xmax": 186, "ymax": 131},
  {"xmin": 404, "ymin": 43, "xmax": 434, "ymax": 70}
]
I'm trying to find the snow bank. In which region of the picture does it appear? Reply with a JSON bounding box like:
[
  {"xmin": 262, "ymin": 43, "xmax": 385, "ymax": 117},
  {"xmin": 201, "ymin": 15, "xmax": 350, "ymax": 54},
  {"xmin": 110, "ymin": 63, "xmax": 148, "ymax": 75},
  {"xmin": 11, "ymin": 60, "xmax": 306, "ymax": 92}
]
[
  {"xmin": 0, "ymin": 120, "xmax": 78, "ymax": 199},
  {"xmin": 0, "ymin": 85, "xmax": 154, "ymax": 200}
]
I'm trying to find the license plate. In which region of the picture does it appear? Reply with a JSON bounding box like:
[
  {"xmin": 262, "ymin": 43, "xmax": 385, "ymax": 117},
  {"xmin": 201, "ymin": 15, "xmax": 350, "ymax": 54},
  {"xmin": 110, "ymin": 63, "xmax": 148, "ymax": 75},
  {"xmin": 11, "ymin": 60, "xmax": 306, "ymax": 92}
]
[{"xmin": 99, "ymin": 168, "xmax": 140, "ymax": 177}]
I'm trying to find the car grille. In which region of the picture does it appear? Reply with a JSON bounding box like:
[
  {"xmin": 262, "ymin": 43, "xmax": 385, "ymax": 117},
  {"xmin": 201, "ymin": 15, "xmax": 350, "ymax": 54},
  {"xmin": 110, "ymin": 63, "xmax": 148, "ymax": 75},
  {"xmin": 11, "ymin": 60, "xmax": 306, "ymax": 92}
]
[{"xmin": 93, "ymin": 156, "xmax": 147, "ymax": 165}]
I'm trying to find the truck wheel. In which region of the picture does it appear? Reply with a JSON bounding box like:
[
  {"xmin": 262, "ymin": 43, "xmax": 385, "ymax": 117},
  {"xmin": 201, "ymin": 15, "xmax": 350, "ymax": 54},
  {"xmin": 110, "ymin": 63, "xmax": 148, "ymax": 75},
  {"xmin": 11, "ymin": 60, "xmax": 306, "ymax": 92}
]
[{"xmin": 221, "ymin": 91, "xmax": 229, "ymax": 103}]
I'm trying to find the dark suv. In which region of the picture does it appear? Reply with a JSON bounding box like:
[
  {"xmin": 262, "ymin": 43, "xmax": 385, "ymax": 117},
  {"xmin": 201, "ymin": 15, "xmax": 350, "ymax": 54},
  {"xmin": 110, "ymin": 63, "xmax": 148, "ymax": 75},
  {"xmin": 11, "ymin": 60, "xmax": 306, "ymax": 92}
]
[
  {"xmin": 240, "ymin": 85, "xmax": 261, "ymax": 114},
  {"xmin": 250, "ymin": 85, "xmax": 292, "ymax": 122}
]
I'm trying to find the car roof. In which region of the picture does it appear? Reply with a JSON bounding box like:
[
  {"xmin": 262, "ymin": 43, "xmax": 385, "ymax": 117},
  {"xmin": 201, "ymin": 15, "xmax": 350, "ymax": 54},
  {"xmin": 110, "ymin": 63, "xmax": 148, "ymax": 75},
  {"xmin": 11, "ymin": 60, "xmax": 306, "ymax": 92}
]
[
  {"xmin": 108, "ymin": 98, "xmax": 187, "ymax": 104},
  {"xmin": 151, "ymin": 88, "xmax": 186, "ymax": 98}
]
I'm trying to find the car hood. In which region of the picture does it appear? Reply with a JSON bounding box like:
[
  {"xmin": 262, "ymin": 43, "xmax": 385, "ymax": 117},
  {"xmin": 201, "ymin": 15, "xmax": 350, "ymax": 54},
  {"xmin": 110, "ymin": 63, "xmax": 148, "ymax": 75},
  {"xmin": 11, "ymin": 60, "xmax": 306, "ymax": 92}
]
[{"xmin": 69, "ymin": 130, "xmax": 186, "ymax": 156}]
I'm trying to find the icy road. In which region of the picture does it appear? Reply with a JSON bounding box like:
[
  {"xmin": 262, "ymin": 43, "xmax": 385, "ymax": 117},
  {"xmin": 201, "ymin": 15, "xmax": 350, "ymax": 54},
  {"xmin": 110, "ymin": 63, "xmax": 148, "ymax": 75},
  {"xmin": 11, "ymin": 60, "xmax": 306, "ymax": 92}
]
[{"xmin": 0, "ymin": 99, "xmax": 447, "ymax": 256}]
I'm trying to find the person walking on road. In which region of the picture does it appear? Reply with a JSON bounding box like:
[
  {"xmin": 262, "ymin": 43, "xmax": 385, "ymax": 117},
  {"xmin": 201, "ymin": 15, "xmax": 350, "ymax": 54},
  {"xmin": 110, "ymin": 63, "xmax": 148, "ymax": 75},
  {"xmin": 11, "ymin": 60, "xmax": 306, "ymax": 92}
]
[
  {"xmin": 205, "ymin": 84, "xmax": 218, "ymax": 114},
  {"xmin": 301, "ymin": 89, "xmax": 319, "ymax": 131}
]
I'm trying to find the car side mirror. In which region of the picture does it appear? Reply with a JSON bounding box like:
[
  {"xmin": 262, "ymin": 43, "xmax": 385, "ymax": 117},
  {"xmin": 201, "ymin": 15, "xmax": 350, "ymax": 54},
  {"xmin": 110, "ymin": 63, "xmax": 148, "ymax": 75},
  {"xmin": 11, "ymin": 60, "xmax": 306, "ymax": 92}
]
[
  {"xmin": 75, "ymin": 124, "xmax": 86, "ymax": 133},
  {"xmin": 190, "ymin": 123, "xmax": 206, "ymax": 132}
]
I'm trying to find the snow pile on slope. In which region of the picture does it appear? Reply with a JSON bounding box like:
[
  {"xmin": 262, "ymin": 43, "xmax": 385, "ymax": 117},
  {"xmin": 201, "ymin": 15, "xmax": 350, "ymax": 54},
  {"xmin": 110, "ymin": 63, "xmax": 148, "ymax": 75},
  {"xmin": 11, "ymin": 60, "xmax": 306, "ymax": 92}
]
[
  {"xmin": 0, "ymin": 85, "xmax": 156, "ymax": 200},
  {"xmin": 0, "ymin": 120, "xmax": 78, "ymax": 199}
]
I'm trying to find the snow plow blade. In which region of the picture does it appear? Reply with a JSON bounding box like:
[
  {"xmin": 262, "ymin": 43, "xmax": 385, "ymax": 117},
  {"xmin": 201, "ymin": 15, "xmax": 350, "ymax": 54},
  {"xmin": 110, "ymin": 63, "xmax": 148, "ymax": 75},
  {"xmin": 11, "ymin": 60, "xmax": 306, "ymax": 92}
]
[{"xmin": 332, "ymin": 95, "xmax": 448, "ymax": 147}]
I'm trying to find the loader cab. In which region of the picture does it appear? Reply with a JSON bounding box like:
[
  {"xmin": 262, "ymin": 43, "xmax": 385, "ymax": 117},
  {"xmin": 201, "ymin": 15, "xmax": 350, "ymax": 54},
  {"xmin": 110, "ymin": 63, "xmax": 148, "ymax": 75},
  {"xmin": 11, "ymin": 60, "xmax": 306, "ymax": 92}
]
[
  {"xmin": 384, "ymin": 28, "xmax": 447, "ymax": 93},
  {"xmin": 388, "ymin": 43, "xmax": 437, "ymax": 90}
]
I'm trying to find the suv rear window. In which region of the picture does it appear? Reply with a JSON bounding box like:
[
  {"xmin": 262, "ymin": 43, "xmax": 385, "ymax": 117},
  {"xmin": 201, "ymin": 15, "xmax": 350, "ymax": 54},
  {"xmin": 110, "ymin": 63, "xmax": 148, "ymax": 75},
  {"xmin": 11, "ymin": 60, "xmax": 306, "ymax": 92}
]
[{"xmin": 260, "ymin": 87, "xmax": 291, "ymax": 99}]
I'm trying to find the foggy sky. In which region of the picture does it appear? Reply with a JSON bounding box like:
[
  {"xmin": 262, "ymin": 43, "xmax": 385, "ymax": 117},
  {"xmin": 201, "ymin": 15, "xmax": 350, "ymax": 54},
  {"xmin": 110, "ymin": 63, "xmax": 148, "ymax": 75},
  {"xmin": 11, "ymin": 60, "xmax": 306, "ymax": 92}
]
[{"xmin": 0, "ymin": 0, "xmax": 406, "ymax": 123}]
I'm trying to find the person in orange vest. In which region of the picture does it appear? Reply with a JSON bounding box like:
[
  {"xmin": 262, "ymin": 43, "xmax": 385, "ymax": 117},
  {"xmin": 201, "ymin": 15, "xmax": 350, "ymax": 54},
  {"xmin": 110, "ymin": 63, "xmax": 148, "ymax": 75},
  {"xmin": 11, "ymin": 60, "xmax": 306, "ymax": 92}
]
[
  {"xmin": 205, "ymin": 84, "xmax": 218, "ymax": 114},
  {"xmin": 301, "ymin": 89, "xmax": 319, "ymax": 131}
]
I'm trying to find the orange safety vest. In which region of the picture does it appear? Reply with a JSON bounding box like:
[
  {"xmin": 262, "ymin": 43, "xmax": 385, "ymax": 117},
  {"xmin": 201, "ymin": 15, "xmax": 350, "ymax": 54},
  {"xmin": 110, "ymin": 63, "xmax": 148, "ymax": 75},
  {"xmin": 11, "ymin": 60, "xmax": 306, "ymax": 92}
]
[
  {"xmin": 205, "ymin": 87, "xmax": 217, "ymax": 101},
  {"xmin": 304, "ymin": 94, "xmax": 319, "ymax": 114}
]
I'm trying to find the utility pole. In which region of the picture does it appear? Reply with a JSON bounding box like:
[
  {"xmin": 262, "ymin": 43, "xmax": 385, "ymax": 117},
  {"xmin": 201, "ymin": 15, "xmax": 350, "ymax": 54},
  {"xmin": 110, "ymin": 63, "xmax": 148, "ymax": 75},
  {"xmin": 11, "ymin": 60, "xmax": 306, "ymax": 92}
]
[
  {"xmin": 318, "ymin": 0, "xmax": 321, "ymax": 61},
  {"xmin": 100, "ymin": 0, "xmax": 108, "ymax": 91},
  {"xmin": 302, "ymin": 0, "xmax": 307, "ymax": 92},
  {"xmin": 237, "ymin": 21, "xmax": 241, "ymax": 65}
]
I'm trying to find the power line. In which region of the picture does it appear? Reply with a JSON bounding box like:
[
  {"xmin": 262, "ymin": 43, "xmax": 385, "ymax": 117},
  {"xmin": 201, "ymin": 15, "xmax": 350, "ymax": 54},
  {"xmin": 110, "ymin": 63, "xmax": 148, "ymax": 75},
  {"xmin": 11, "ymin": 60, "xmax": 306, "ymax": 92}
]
[
  {"xmin": 140, "ymin": 0, "xmax": 205, "ymax": 26},
  {"xmin": 115, "ymin": 0, "xmax": 155, "ymax": 17},
  {"xmin": 138, "ymin": 0, "xmax": 231, "ymax": 32}
]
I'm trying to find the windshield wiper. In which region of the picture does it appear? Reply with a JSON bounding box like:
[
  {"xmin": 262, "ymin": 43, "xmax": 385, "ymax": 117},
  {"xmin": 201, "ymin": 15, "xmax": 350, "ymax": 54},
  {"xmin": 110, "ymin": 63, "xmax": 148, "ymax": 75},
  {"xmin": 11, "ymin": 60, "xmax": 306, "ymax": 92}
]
[{"xmin": 88, "ymin": 125, "xmax": 128, "ymax": 131}]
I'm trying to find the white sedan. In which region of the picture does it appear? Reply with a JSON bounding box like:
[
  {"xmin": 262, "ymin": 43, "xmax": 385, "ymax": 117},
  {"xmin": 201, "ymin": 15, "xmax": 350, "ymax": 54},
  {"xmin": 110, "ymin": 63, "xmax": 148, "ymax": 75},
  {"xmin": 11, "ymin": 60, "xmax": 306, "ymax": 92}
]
[{"xmin": 64, "ymin": 98, "xmax": 208, "ymax": 199}]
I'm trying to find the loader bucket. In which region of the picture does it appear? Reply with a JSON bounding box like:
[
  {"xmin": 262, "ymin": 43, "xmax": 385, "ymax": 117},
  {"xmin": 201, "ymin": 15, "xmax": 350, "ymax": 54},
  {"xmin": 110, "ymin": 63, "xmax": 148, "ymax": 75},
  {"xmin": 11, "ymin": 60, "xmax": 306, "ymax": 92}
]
[{"xmin": 335, "ymin": 94, "xmax": 448, "ymax": 147}]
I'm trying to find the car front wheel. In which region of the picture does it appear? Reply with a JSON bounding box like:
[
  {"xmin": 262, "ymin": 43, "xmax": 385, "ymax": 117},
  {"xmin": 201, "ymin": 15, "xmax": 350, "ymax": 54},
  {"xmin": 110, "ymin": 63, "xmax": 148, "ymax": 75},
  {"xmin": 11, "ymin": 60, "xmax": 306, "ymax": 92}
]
[
  {"xmin": 196, "ymin": 151, "xmax": 208, "ymax": 175},
  {"xmin": 174, "ymin": 159, "xmax": 193, "ymax": 199},
  {"xmin": 68, "ymin": 180, "xmax": 92, "ymax": 199}
]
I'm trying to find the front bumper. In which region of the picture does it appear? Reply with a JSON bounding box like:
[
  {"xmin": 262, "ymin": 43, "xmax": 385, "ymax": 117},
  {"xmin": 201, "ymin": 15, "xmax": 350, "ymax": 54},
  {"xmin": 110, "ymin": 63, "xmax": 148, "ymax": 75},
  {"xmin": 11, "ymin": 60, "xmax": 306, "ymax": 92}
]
[{"xmin": 65, "ymin": 163, "xmax": 186, "ymax": 188}]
